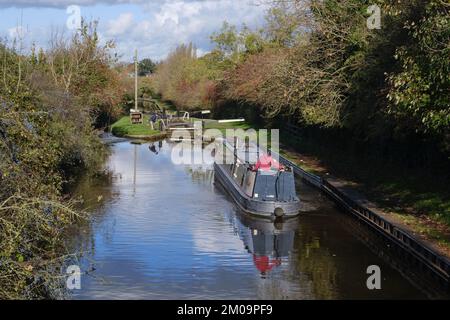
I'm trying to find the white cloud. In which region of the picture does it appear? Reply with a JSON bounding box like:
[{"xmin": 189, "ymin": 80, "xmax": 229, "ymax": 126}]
[
  {"xmin": 1, "ymin": 0, "xmax": 269, "ymax": 62},
  {"xmin": 0, "ymin": 0, "xmax": 203, "ymax": 9},
  {"xmin": 196, "ymin": 48, "xmax": 209, "ymax": 57},
  {"xmin": 0, "ymin": 0, "xmax": 141, "ymax": 8},
  {"xmin": 7, "ymin": 25, "xmax": 27, "ymax": 39},
  {"xmin": 106, "ymin": 12, "xmax": 133, "ymax": 36},
  {"xmin": 102, "ymin": 0, "xmax": 269, "ymax": 61}
]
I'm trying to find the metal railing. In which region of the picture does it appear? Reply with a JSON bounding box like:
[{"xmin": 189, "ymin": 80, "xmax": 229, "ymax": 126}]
[{"xmin": 275, "ymin": 152, "xmax": 322, "ymax": 188}]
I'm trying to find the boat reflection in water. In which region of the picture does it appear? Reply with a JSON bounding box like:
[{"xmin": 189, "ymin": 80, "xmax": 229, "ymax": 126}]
[
  {"xmin": 184, "ymin": 151, "xmax": 298, "ymax": 280},
  {"xmin": 233, "ymin": 212, "xmax": 299, "ymax": 278}
]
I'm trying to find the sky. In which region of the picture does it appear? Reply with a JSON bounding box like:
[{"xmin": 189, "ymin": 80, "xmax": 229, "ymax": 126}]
[{"xmin": 0, "ymin": 0, "xmax": 269, "ymax": 62}]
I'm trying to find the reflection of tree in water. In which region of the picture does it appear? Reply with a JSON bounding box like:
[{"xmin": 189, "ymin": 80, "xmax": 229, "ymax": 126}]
[
  {"xmin": 255, "ymin": 271, "xmax": 313, "ymax": 300},
  {"xmin": 292, "ymin": 222, "xmax": 338, "ymax": 300},
  {"xmin": 65, "ymin": 168, "xmax": 116, "ymax": 260},
  {"xmin": 72, "ymin": 169, "xmax": 116, "ymax": 212}
]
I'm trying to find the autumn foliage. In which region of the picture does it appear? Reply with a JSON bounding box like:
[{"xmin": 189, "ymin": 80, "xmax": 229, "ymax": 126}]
[{"xmin": 153, "ymin": 0, "xmax": 449, "ymax": 157}]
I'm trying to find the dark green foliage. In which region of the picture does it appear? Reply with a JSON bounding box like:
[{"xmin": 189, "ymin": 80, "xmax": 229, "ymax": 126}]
[
  {"xmin": 386, "ymin": 1, "xmax": 450, "ymax": 147},
  {"xmin": 139, "ymin": 58, "xmax": 157, "ymax": 76}
]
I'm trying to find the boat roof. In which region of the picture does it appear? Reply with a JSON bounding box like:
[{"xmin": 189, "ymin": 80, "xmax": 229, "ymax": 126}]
[{"xmin": 222, "ymin": 137, "xmax": 271, "ymax": 164}]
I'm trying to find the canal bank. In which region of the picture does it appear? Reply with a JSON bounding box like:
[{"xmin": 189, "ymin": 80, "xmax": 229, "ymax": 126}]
[
  {"xmin": 69, "ymin": 140, "xmax": 449, "ymax": 299},
  {"xmin": 111, "ymin": 115, "xmax": 164, "ymax": 139},
  {"xmin": 277, "ymin": 151, "xmax": 450, "ymax": 292},
  {"xmin": 279, "ymin": 143, "xmax": 450, "ymax": 251}
]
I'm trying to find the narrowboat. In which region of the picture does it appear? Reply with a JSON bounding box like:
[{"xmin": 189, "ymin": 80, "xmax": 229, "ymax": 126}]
[{"xmin": 214, "ymin": 138, "xmax": 301, "ymax": 218}]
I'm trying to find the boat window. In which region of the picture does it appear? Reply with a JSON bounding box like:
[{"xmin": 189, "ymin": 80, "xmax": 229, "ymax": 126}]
[
  {"xmin": 243, "ymin": 170, "xmax": 256, "ymax": 197},
  {"xmin": 234, "ymin": 164, "xmax": 247, "ymax": 186}
]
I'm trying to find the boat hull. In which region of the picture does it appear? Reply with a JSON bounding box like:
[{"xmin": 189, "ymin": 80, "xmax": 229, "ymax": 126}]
[{"xmin": 214, "ymin": 163, "xmax": 301, "ymax": 218}]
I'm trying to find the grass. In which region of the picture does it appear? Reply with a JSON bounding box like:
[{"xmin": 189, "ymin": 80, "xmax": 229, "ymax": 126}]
[
  {"xmin": 390, "ymin": 212, "xmax": 450, "ymax": 248},
  {"xmin": 203, "ymin": 120, "xmax": 252, "ymax": 132},
  {"xmin": 111, "ymin": 116, "xmax": 160, "ymax": 137},
  {"xmin": 358, "ymin": 172, "xmax": 450, "ymax": 228},
  {"xmin": 279, "ymin": 149, "xmax": 324, "ymax": 175},
  {"xmin": 370, "ymin": 179, "xmax": 450, "ymax": 245},
  {"xmin": 202, "ymin": 119, "xmax": 273, "ymax": 142}
]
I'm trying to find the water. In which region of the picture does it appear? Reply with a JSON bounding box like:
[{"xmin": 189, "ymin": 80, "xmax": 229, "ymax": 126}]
[{"xmin": 70, "ymin": 140, "xmax": 430, "ymax": 299}]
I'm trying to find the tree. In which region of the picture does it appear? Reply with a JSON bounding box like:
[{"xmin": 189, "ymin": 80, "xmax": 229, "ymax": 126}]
[
  {"xmin": 264, "ymin": 0, "xmax": 305, "ymax": 47},
  {"xmin": 139, "ymin": 58, "xmax": 156, "ymax": 76},
  {"xmin": 47, "ymin": 20, "xmax": 123, "ymax": 124},
  {"xmin": 386, "ymin": 0, "xmax": 450, "ymax": 140},
  {"xmin": 152, "ymin": 43, "xmax": 216, "ymax": 110}
]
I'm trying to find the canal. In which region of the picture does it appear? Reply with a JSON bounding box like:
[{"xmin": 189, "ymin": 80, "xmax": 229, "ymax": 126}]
[{"xmin": 70, "ymin": 140, "xmax": 431, "ymax": 299}]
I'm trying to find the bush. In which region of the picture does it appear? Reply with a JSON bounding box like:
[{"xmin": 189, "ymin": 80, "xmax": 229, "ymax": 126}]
[{"xmin": 0, "ymin": 20, "xmax": 120, "ymax": 299}]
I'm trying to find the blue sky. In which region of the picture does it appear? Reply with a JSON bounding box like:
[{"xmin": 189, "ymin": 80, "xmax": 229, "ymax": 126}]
[{"xmin": 0, "ymin": 0, "xmax": 269, "ymax": 62}]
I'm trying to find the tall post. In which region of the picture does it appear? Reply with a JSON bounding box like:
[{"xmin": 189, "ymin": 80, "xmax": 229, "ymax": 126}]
[{"xmin": 134, "ymin": 49, "xmax": 138, "ymax": 112}]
